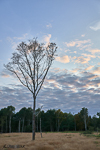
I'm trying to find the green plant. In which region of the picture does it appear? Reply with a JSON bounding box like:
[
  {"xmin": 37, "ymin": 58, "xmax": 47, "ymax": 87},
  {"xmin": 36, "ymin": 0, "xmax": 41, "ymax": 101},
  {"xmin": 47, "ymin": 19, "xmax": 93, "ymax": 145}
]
[
  {"xmin": 82, "ymin": 130, "xmax": 93, "ymax": 134},
  {"xmin": 94, "ymin": 141, "xmax": 98, "ymax": 144},
  {"xmin": 89, "ymin": 126, "xmax": 94, "ymax": 132}
]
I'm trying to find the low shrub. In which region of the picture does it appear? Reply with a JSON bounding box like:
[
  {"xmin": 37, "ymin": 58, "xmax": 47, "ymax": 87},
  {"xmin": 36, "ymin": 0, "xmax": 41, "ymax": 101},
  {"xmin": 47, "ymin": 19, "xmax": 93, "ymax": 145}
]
[
  {"xmin": 89, "ymin": 126, "xmax": 94, "ymax": 132},
  {"xmin": 82, "ymin": 130, "xmax": 93, "ymax": 134}
]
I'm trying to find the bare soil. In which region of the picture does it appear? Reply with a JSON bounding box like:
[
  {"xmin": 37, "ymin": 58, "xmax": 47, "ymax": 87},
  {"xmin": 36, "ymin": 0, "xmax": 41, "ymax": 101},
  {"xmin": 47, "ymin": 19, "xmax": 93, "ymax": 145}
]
[{"xmin": 0, "ymin": 132, "xmax": 100, "ymax": 150}]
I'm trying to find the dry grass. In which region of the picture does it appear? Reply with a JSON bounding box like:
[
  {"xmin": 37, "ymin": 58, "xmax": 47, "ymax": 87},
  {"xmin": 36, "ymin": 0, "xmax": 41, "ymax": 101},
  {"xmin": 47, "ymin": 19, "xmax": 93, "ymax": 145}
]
[{"xmin": 0, "ymin": 132, "xmax": 100, "ymax": 150}]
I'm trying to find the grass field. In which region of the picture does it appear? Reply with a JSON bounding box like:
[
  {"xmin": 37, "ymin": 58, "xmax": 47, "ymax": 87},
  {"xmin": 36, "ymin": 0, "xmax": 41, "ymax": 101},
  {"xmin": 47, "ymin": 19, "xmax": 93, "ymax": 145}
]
[{"xmin": 0, "ymin": 132, "xmax": 100, "ymax": 150}]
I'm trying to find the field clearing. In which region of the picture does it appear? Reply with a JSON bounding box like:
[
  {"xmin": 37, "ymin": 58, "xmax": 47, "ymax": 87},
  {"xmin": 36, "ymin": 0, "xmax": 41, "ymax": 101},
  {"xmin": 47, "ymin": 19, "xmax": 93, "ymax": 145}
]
[{"xmin": 0, "ymin": 132, "xmax": 100, "ymax": 150}]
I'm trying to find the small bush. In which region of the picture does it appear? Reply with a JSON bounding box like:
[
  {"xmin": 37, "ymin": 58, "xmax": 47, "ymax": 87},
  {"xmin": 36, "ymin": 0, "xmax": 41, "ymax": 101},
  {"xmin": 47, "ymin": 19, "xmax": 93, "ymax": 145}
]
[
  {"xmin": 82, "ymin": 130, "xmax": 93, "ymax": 134},
  {"xmin": 24, "ymin": 125, "xmax": 32, "ymax": 132},
  {"xmin": 97, "ymin": 127, "xmax": 100, "ymax": 132},
  {"xmin": 96, "ymin": 134, "xmax": 100, "ymax": 137},
  {"xmin": 89, "ymin": 126, "xmax": 94, "ymax": 132}
]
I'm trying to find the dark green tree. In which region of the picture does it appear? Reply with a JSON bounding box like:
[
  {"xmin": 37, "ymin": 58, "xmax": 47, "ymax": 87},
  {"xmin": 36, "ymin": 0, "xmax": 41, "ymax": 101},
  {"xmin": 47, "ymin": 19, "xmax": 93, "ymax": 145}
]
[
  {"xmin": 55, "ymin": 109, "xmax": 64, "ymax": 131},
  {"xmin": 45, "ymin": 109, "xmax": 56, "ymax": 132},
  {"xmin": 18, "ymin": 107, "xmax": 27, "ymax": 132},
  {"xmin": 0, "ymin": 108, "xmax": 7, "ymax": 133},
  {"xmin": 80, "ymin": 107, "xmax": 88, "ymax": 131},
  {"xmin": 7, "ymin": 106, "xmax": 15, "ymax": 133}
]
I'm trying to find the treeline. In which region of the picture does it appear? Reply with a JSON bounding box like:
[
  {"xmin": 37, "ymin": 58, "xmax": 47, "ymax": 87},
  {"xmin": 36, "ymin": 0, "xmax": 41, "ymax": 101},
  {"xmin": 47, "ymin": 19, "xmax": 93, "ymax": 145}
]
[{"xmin": 0, "ymin": 106, "xmax": 100, "ymax": 133}]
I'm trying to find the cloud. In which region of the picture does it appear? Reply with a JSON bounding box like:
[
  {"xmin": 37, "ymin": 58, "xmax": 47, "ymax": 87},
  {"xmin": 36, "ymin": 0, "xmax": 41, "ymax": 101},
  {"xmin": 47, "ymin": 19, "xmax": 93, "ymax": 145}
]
[
  {"xmin": 43, "ymin": 34, "xmax": 51, "ymax": 46},
  {"xmin": 75, "ymin": 56, "xmax": 90, "ymax": 64},
  {"xmin": 92, "ymin": 67, "xmax": 100, "ymax": 75},
  {"xmin": 7, "ymin": 33, "xmax": 29, "ymax": 50},
  {"xmin": 46, "ymin": 23, "xmax": 52, "ymax": 28},
  {"xmin": 73, "ymin": 53, "xmax": 95, "ymax": 65},
  {"xmin": 81, "ymin": 34, "xmax": 85, "ymax": 37},
  {"xmin": 1, "ymin": 73, "xmax": 10, "ymax": 78},
  {"xmin": 65, "ymin": 41, "xmax": 76, "ymax": 47},
  {"xmin": 87, "ymin": 49, "xmax": 100, "ymax": 54},
  {"xmin": 88, "ymin": 75, "xmax": 98, "ymax": 81},
  {"xmin": 0, "ymin": 69, "xmax": 13, "ymax": 78},
  {"xmin": 65, "ymin": 39, "xmax": 91, "ymax": 49},
  {"xmin": 98, "ymin": 62, "xmax": 100, "ymax": 65},
  {"xmin": 82, "ymin": 53, "xmax": 96, "ymax": 58},
  {"xmin": 0, "ymin": 68, "xmax": 100, "ymax": 115},
  {"xmin": 13, "ymin": 33, "xmax": 28, "ymax": 40},
  {"xmin": 56, "ymin": 55, "xmax": 70, "ymax": 63},
  {"xmin": 7, "ymin": 37, "xmax": 19, "ymax": 50},
  {"xmin": 90, "ymin": 21, "xmax": 100, "ymax": 31},
  {"xmin": 85, "ymin": 65, "xmax": 94, "ymax": 71},
  {"xmin": 50, "ymin": 68, "xmax": 62, "ymax": 73},
  {"xmin": 70, "ymin": 68, "xmax": 79, "ymax": 73}
]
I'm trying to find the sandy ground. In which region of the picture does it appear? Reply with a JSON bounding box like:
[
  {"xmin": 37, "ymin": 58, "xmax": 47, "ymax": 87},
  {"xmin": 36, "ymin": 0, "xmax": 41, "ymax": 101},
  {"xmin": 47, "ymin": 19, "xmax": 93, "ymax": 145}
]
[{"xmin": 0, "ymin": 132, "xmax": 100, "ymax": 150}]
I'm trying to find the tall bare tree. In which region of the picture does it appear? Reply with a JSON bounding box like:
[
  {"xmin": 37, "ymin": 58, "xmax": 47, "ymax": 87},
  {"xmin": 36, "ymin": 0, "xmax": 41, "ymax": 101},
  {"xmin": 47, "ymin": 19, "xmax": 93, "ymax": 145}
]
[{"xmin": 4, "ymin": 38, "xmax": 57, "ymax": 140}]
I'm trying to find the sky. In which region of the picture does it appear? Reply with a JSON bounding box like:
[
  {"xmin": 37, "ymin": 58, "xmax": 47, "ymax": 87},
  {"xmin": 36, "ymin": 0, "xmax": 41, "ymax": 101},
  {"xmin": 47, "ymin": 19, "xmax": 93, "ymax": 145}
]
[{"xmin": 0, "ymin": 0, "xmax": 100, "ymax": 116}]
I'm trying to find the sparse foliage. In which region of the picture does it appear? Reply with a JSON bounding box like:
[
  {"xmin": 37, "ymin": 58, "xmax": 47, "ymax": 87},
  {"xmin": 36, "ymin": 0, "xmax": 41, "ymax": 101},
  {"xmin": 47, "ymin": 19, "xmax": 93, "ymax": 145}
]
[{"xmin": 4, "ymin": 38, "xmax": 57, "ymax": 140}]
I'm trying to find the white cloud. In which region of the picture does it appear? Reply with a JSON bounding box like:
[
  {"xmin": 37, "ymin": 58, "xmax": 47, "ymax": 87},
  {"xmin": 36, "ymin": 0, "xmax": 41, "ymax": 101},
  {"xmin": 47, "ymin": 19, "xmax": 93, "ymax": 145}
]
[
  {"xmin": 50, "ymin": 68, "xmax": 62, "ymax": 73},
  {"xmin": 65, "ymin": 39, "xmax": 91, "ymax": 49},
  {"xmin": 1, "ymin": 72, "xmax": 10, "ymax": 78},
  {"xmin": 7, "ymin": 33, "xmax": 29, "ymax": 50},
  {"xmin": 7, "ymin": 37, "xmax": 19, "ymax": 50},
  {"xmin": 90, "ymin": 21, "xmax": 100, "ymax": 31},
  {"xmin": 87, "ymin": 49, "xmax": 100, "ymax": 54},
  {"xmin": 70, "ymin": 68, "xmax": 79, "ymax": 73},
  {"xmin": 88, "ymin": 75, "xmax": 98, "ymax": 80},
  {"xmin": 64, "ymin": 49, "xmax": 70, "ymax": 52},
  {"xmin": 81, "ymin": 34, "xmax": 85, "ymax": 37},
  {"xmin": 98, "ymin": 62, "xmax": 100, "ymax": 65},
  {"xmin": 85, "ymin": 66, "xmax": 94, "ymax": 71},
  {"xmin": 92, "ymin": 67, "xmax": 100, "ymax": 74},
  {"xmin": 56, "ymin": 55, "xmax": 70, "ymax": 63},
  {"xmin": 13, "ymin": 33, "xmax": 28, "ymax": 40},
  {"xmin": 72, "ymin": 54, "xmax": 92, "ymax": 64},
  {"xmin": 43, "ymin": 34, "xmax": 51, "ymax": 46},
  {"xmin": 65, "ymin": 41, "xmax": 76, "ymax": 47},
  {"xmin": 82, "ymin": 53, "xmax": 96, "ymax": 58},
  {"xmin": 75, "ymin": 56, "xmax": 90, "ymax": 64},
  {"xmin": 1, "ymin": 68, "xmax": 100, "ymax": 115},
  {"xmin": 46, "ymin": 23, "xmax": 52, "ymax": 28}
]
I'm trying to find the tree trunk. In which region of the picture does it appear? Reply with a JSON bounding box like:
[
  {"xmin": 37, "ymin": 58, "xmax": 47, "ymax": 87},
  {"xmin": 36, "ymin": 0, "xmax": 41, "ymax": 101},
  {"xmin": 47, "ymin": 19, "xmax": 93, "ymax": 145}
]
[
  {"xmin": 32, "ymin": 60, "xmax": 36, "ymax": 140},
  {"xmin": 37, "ymin": 116, "xmax": 38, "ymax": 132},
  {"xmin": 75, "ymin": 121, "xmax": 76, "ymax": 131},
  {"xmin": 40, "ymin": 118, "xmax": 42, "ymax": 138},
  {"xmin": 1, "ymin": 119, "xmax": 3, "ymax": 133},
  {"xmin": 84, "ymin": 117, "xmax": 87, "ymax": 131},
  {"xmin": 57, "ymin": 118, "xmax": 59, "ymax": 132},
  {"xmin": 19, "ymin": 120, "xmax": 20, "ymax": 132},
  {"xmin": 22, "ymin": 118, "xmax": 24, "ymax": 132},
  {"xmin": 32, "ymin": 94, "xmax": 36, "ymax": 140},
  {"xmin": 28, "ymin": 119, "xmax": 30, "ymax": 126},
  {"xmin": 32, "ymin": 109, "xmax": 35, "ymax": 140},
  {"xmin": 6, "ymin": 116, "xmax": 7, "ymax": 133},
  {"xmin": 84, "ymin": 115, "xmax": 87, "ymax": 131},
  {"xmin": 9, "ymin": 115, "xmax": 11, "ymax": 133},
  {"xmin": 50, "ymin": 121, "xmax": 53, "ymax": 132},
  {"xmin": 56, "ymin": 119, "xmax": 57, "ymax": 131}
]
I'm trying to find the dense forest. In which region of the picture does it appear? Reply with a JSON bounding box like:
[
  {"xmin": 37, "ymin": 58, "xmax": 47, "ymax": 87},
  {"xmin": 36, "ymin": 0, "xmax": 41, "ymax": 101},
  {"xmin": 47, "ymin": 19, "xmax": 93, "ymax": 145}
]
[{"xmin": 0, "ymin": 106, "xmax": 100, "ymax": 133}]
